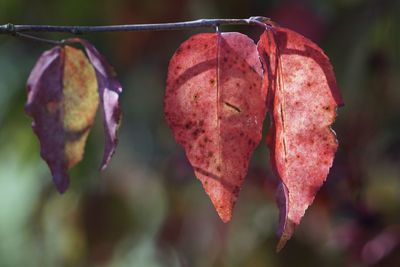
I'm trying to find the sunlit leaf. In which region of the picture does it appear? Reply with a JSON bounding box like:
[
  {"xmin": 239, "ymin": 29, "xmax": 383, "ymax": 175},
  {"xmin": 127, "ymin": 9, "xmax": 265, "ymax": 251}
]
[
  {"xmin": 165, "ymin": 32, "xmax": 266, "ymax": 222},
  {"xmin": 258, "ymin": 26, "xmax": 343, "ymax": 250}
]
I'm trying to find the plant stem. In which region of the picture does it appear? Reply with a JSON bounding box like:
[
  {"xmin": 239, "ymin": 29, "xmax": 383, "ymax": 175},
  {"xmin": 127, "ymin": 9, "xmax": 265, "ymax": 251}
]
[{"xmin": 0, "ymin": 17, "xmax": 269, "ymax": 35}]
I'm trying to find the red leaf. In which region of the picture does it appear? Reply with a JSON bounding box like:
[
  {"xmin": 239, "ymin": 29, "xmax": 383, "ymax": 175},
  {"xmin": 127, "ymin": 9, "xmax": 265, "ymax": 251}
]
[
  {"xmin": 164, "ymin": 32, "xmax": 266, "ymax": 222},
  {"xmin": 257, "ymin": 26, "xmax": 343, "ymax": 250},
  {"xmin": 68, "ymin": 38, "xmax": 123, "ymax": 170}
]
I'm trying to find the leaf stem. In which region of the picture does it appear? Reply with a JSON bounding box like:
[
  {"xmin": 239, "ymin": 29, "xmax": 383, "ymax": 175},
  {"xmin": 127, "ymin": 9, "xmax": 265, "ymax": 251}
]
[{"xmin": 14, "ymin": 32, "xmax": 66, "ymax": 45}]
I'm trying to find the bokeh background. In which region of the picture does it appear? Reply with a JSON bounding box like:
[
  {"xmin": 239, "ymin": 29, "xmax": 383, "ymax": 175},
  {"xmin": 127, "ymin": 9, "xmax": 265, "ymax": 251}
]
[{"xmin": 1, "ymin": 0, "xmax": 400, "ymax": 266}]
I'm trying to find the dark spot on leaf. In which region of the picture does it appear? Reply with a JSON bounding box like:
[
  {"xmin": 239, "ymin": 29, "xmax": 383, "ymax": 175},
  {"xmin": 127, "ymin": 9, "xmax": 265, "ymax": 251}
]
[
  {"xmin": 192, "ymin": 128, "xmax": 201, "ymax": 138},
  {"xmin": 113, "ymin": 105, "xmax": 121, "ymax": 123},
  {"xmin": 46, "ymin": 101, "xmax": 58, "ymax": 113},
  {"xmin": 233, "ymin": 186, "xmax": 240, "ymax": 195},
  {"xmin": 224, "ymin": 101, "xmax": 241, "ymax": 113},
  {"xmin": 184, "ymin": 122, "xmax": 193, "ymax": 129}
]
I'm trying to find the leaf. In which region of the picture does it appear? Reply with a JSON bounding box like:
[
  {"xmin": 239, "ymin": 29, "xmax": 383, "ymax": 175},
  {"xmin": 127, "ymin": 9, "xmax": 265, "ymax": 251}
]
[
  {"xmin": 257, "ymin": 26, "xmax": 344, "ymax": 250},
  {"xmin": 26, "ymin": 46, "xmax": 99, "ymax": 193},
  {"xmin": 67, "ymin": 38, "xmax": 123, "ymax": 170},
  {"xmin": 164, "ymin": 32, "xmax": 266, "ymax": 222}
]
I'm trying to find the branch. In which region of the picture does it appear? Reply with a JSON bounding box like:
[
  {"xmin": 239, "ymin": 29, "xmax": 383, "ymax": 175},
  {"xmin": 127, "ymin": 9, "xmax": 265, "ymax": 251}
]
[{"xmin": 0, "ymin": 17, "xmax": 269, "ymax": 36}]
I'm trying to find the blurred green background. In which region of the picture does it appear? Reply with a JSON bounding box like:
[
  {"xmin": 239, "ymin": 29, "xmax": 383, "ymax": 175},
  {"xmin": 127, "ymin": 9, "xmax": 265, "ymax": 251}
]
[{"xmin": 1, "ymin": 0, "xmax": 400, "ymax": 266}]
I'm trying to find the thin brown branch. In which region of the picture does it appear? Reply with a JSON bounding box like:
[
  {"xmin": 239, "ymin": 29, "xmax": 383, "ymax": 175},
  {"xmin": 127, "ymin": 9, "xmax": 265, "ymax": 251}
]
[{"xmin": 0, "ymin": 17, "xmax": 269, "ymax": 35}]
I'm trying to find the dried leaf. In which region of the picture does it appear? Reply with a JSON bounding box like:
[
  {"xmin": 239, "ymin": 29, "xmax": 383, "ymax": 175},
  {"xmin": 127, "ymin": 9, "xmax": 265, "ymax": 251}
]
[
  {"xmin": 164, "ymin": 32, "xmax": 266, "ymax": 222},
  {"xmin": 258, "ymin": 27, "xmax": 343, "ymax": 250},
  {"xmin": 26, "ymin": 46, "xmax": 99, "ymax": 192}
]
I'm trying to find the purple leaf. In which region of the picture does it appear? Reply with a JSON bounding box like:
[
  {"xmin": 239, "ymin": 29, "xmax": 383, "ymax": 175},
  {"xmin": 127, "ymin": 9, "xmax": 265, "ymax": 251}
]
[
  {"xmin": 68, "ymin": 38, "xmax": 123, "ymax": 170},
  {"xmin": 26, "ymin": 47, "xmax": 67, "ymax": 192},
  {"xmin": 26, "ymin": 46, "xmax": 99, "ymax": 193}
]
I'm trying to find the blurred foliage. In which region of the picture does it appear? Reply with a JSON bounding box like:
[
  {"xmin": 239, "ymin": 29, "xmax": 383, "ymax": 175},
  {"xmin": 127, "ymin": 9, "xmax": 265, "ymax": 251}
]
[{"xmin": 1, "ymin": 0, "xmax": 400, "ymax": 266}]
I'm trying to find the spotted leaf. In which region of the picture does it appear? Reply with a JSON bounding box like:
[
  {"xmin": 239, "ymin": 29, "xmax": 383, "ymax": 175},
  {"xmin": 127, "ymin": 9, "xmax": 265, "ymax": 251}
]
[
  {"xmin": 258, "ymin": 26, "xmax": 343, "ymax": 250},
  {"xmin": 164, "ymin": 32, "xmax": 266, "ymax": 222}
]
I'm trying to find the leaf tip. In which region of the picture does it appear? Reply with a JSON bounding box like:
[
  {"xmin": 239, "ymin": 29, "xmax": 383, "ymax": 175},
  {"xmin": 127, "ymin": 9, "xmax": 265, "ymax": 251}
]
[
  {"xmin": 276, "ymin": 219, "xmax": 296, "ymax": 252},
  {"xmin": 275, "ymin": 182, "xmax": 296, "ymax": 252},
  {"xmin": 213, "ymin": 198, "xmax": 234, "ymax": 223},
  {"xmin": 218, "ymin": 210, "xmax": 232, "ymax": 223},
  {"xmin": 204, "ymin": 183, "xmax": 235, "ymax": 223},
  {"xmin": 99, "ymin": 154, "xmax": 113, "ymax": 171},
  {"xmin": 53, "ymin": 172, "xmax": 70, "ymax": 194}
]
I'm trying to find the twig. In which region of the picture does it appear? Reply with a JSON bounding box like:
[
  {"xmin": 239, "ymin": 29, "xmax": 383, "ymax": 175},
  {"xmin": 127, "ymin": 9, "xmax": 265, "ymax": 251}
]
[{"xmin": 0, "ymin": 17, "xmax": 269, "ymax": 35}]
